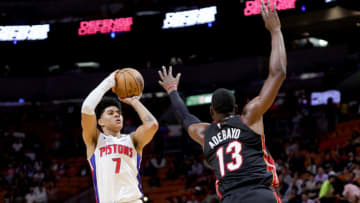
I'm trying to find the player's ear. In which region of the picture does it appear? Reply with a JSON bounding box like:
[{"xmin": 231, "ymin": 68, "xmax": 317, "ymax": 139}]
[
  {"xmin": 234, "ymin": 104, "xmax": 239, "ymax": 114},
  {"xmin": 98, "ymin": 118, "xmax": 104, "ymax": 127},
  {"xmin": 210, "ymin": 105, "xmax": 215, "ymax": 118}
]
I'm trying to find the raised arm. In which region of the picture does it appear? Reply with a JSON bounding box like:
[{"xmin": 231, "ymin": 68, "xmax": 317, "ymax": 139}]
[
  {"xmin": 242, "ymin": 0, "xmax": 287, "ymax": 126},
  {"xmin": 158, "ymin": 66, "xmax": 209, "ymax": 148},
  {"xmin": 120, "ymin": 96, "xmax": 159, "ymax": 156},
  {"xmin": 81, "ymin": 71, "xmax": 117, "ymax": 158}
]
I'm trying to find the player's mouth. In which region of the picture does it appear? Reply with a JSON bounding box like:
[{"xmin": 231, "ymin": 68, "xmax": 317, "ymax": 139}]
[{"xmin": 115, "ymin": 119, "xmax": 122, "ymax": 124}]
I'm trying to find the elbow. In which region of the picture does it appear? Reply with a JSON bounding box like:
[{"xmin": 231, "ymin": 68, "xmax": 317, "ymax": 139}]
[
  {"xmin": 278, "ymin": 69, "xmax": 286, "ymax": 80},
  {"xmin": 152, "ymin": 121, "xmax": 159, "ymax": 132},
  {"xmin": 81, "ymin": 104, "xmax": 94, "ymax": 115},
  {"xmin": 147, "ymin": 121, "xmax": 159, "ymax": 133},
  {"xmin": 273, "ymin": 65, "xmax": 286, "ymax": 81}
]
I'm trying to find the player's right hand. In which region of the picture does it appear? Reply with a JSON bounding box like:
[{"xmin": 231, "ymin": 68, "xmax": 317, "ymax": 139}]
[
  {"xmin": 108, "ymin": 70, "xmax": 120, "ymax": 93},
  {"xmin": 158, "ymin": 66, "xmax": 181, "ymax": 94},
  {"xmin": 118, "ymin": 94, "xmax": 142, "ymax": 106}
]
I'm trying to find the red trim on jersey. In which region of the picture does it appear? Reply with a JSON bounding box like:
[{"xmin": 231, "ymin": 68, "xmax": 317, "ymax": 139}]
[
  {"xmin": 272, "ymin": 190, "xmax": 282, "ymax": 203},
  {"xmin": 260, "ymin": 134, "xmax": 279, "ymax": 187},
  {"xmin": 215, "ymin": 179, "xmax": 223, "ymax": 199},
  {"xmin": 237, "ymin": 115, "xmax": 244, "ymax": 123}
]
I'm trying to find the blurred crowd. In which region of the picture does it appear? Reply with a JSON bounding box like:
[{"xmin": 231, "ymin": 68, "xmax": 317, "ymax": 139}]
[{"xmin": 0, "ymin": 88, "xmax": 359, "ymax": 203}]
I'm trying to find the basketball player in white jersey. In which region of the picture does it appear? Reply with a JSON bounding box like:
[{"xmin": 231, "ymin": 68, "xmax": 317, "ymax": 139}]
[{"xmin": 81, "ymin": 71, "xmax": 159, "ymax": 203}]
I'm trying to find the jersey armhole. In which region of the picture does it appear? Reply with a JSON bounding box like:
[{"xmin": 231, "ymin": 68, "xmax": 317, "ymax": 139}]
[
  {"xmin": 128, "ymin": 133, "xmax": 142, "ymax": 158},
  {"xmin": 237, "ymin": 114, "xmax": 263, "ymax": 137},
  {"xmin": 87, "ymin": 133, "xmax": 102, "ymax": 160}
]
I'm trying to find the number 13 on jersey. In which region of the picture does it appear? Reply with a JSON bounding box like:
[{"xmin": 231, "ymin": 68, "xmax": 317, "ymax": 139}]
[{"xmin": 216, "ymin": 141, "xmax": 243, "ymax": 177}]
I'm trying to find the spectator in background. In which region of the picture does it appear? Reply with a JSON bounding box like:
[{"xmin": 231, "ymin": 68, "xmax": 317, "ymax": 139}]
[
  {"xmin": 12, "ymin": 138, "xmax": 23, "ymax": 153},
  {"xmin": 7, "ymin": 163, "xmax": 15, "ymax": 185},
  {"xmin": 150, "ymin": 153, "xmax": 166, "ymax": 169},
  {"xmin": 347, "ymin": 152, "xmax": 355, "ymax": 168},
  {"xmin": 322, "ymin": 152, "xmax": 336, "ymax": 171},
  {"xmin": 315, "ymin": 167, "xmax": 328, "ymax": 184},
  {"xmin": 352, "ymin": 163, "xmax": 360, "ymax": 181},
  {"xmin": 33, "ymin": 169, "xmax": 45, "ymax": 183},
  {"xmin": 286, "ymin": 141, "xmax": 299, "ymax": 156},
  {"xmin": 318, "ymin": 171, "xmax": 336, "ymax": 203},
  {"xmin": 279, "ymin": 174, "xmax": 290, "ymax": 197},
  {"xmin": 301, "ymin": 192, "xmax": 316, "ymax": 203},
  {"xmin": 287, "ymin": 186, "xmax": 301, "ymax": 203},
  {"xmin": 47, "ymin": 181, "xmax": 58, "ymax": 203},
  {"xmin": 342, "ymin": 183, "xmax": 360, "ymax": 203},
  {"xmin": 187, "ymin": 194, "xmax": 199, "ymax": 203},
  {"xmin": 306, "ymin": 158, "xmax": 317, "ymax": 175},
  {"xmin": 13, "ymin": 187, "xmax": 25, "ymax": 203},
  {"xmin": 25, "ymin": 187, "xmax": 36, "ymax": 203},
  {"xmin": 34, "ymin": 182, "xmax": 47, "ymax": 203},
  {"xmin": 305, "ymin": 174, "xmax": 317, "ymax": 192},
  {"xmin": 201, "ymin": 186, "xmax": 219, "ymax": 203},
  {"xmin": 191, "ymin": 158, "xmax": 204, "ymax": 176},
  {"xmin": 4, "ymin": 187, "xmax": 13, "ymax": 203}
]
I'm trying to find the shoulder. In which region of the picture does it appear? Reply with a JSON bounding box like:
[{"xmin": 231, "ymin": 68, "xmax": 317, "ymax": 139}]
[{"xmin": 189, "ymin": 123, "xmax": 211, "ymax": 134}]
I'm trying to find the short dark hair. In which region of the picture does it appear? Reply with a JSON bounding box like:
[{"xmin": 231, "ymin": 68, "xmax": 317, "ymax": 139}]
[
  {"xmin": 95, "ymin": 98, "xmax": 122, "ymax": 120},
  {"xmin": 211, "ymin": 88, "xmax": 235, "ymax": 114}
]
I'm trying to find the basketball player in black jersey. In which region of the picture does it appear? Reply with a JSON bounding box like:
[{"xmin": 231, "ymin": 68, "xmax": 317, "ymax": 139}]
[{"xmin": 158, "ymin": 0, "xmax": 286, "ymax": 202}]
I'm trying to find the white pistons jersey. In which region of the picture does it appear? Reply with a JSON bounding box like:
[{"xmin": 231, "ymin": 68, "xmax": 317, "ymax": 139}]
[{"xmin": 88, "ymin": 133, "xmax": 143, "ymax": 203}]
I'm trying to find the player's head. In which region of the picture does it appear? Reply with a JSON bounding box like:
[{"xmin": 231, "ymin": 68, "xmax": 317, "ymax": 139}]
[
  {"xmin": 210, "ymin": 88, "xmax": 237, "ymax": 121},
  {"xmin": 95, "ymin": 98, "xmax": 123, "ymax": 133}
]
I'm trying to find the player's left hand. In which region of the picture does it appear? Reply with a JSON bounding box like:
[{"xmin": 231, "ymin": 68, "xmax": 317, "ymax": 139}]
[
  {"xmin": 158, "ymin": 66, "xmax": 181, "ymax": 94},
  {"xmin": 260, "ymin": 0, "xmax": 281, "ymax": 33},
  {"xmin": 118, "ymin": 94, "xmax": 142, "ymax": 105}
]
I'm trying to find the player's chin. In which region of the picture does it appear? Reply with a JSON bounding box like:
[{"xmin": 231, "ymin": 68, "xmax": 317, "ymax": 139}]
[{"xmin": 115, "ymin": 122, "xmax": 123, "ymax": 129}]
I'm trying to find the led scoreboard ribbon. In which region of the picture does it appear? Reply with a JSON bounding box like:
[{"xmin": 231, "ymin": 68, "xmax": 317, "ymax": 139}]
[
  {"xmin": 244, "ymin": 0, "xmax": 297, "ymax": 16},
  {"xmin": 162, "ymin": 6, "xmax": 217, "ymax": 29},
  {"xmin": 78, "ymin": 17, "xmax": 133, "ymax": 36},
  {"xmin": 0, "ymin": 24, "xmax": 50, "ymax": 41}
]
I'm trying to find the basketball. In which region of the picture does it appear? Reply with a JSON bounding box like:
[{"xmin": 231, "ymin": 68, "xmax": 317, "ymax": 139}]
[{"xmin": 113, "ymin": 68, "xmax": 144, "ymax": 99}]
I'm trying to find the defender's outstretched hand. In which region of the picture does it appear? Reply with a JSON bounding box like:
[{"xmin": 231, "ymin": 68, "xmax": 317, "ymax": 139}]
[
  {"xmin": 260, "ymin": 0, "xmax": 281, "ymax": 33},
  {"xmin": 158, "ymin": 66, "xmax": 181, "ymax": 94}
]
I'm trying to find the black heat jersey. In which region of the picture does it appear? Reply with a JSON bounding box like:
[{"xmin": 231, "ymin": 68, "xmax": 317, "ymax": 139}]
[{"xmin": 204, "ymin": 115, "xmax": 279, "ymax": 198}]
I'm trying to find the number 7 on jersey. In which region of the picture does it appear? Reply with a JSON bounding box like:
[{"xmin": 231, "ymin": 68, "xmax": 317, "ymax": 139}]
[{"xmin": 112, "ymin": 158, "xmax": 121, "ymax": 174}]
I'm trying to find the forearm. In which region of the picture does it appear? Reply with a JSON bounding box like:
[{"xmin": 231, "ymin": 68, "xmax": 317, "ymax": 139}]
[
  {"xmin": 169, "ymin": 90, "xmax": 200, "ymax": 130},
  {"xmin": 81, "ymin": 77, "xmax": 114, "ymax": 115},
  {"xmin": 269, "ymin": 30, "xmax": 287, "ymax": 77},
  {"xmin": 130, "ymin": 100, "xmax": 157, "ymax": 125}
]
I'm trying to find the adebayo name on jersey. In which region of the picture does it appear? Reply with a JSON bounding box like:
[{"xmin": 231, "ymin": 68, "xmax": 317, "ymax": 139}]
[{"xmin": 209, "ymin": 128, "xmax": 241, "ymax": 149}]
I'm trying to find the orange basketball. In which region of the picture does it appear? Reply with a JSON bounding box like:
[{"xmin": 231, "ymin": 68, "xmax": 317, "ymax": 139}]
[{"xmin": 113, "ymin": 68, "xmax": 144, "ymax": 99}]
